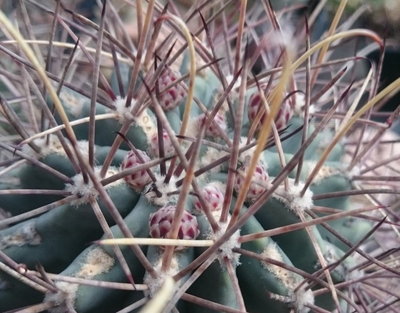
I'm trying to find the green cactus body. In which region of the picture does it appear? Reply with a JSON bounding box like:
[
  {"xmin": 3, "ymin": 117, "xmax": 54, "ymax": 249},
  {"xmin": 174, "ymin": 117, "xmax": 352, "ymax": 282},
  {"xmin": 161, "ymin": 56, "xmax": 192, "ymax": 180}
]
[
  {"xmin": 57, "ymin": 87, "xmax": 151, "ymax": 150},
  {"xmin": 186, "ymin": 214, "xmax": 239, "ymax": 312},
  {"xmin": 0, "ymin": 178, "xmax": 138, "ymax": 268},
  {"xmin": 0, "ymin": 146, "xmax": 128, "ymax": 215},
  {"xmin": 256, "ymin": 196, "xmax": 346, "ymax": 282},
  {"xmin": 268, "ymin": 116, "xmax": 344, "ymax": 162},
  {"xmin": 42, "ymin": 196, "xmax": 156, "ymax": 313},
  {"xmin": 144, "ymin": 245, "xmax": 195, "ymax": 312},
  {"xmin": 238, "ymin": 214, "xmax": 304, "ymax": 313},
  {"xmin": 0, "ymin": 2, "xmax": 396, "ymax": 313},
  {"xmin": 186, "ymin": 259, "xmax": 239, "ymax": 313}
]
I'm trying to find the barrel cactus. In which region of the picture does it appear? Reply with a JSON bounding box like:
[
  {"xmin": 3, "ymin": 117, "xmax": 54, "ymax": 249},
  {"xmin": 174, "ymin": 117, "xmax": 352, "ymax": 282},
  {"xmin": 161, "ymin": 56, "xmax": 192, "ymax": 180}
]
[{"xmin": 0, "ymin": 1, "xmax": 399, "ymax": 313}]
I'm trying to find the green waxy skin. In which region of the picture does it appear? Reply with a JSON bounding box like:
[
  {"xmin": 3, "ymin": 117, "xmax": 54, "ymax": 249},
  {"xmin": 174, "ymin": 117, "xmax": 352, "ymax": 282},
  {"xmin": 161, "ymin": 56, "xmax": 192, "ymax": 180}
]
[
  {"xmin": 0, "ymin": 181, "xmax": 139, "ymax": 311},
  {"xmin": 144, "ymin": 245, "xmax": 195, "ymax": 313},
  {"xmin": 0, "ymin": 181, "xmax": 139, "ymax": 271},
  {"xmin": 42, "ymin": 196, "xmax": 157, "ymax": 313},
  {"xmin": 184, "ymin": 70, "xmax": 222, "ymax": 119},
  {"xmin": 318, "ymin": 216, "xmax": 372, "ymax": 252},
  {"xmin": 261, "ymin": 150, "xmax": 344, "ymax": 179},
  {"xmin": 186, "ymin": 215, "xmax": 239, "ymax": 312},
  {"xmin": 56, "ymin": 87, "xmax": 150, "ymax": 150},
  {"xmin": 0, "ymin": 174, "xmax": 59, "ymax": 217},
  {"xmin": 186, "ymin": 260, "xmax": 239, "ymax": 313},
  {"xmin": 255, "ymin": 196, "xmax": 346, "ymax": 282},
  {"xmin": 0, "ymin": 275, "xmax": 44, "ymax": 312},
  {"xmin": 312, "ymin": 174, "xmax": 352, "ymax": 209},
  {"xmin": 21, "ymin": 145, "xmax": 127, "ymax": 190},
  {"xmin": 0, "ymin": 9, "xmax": 381, "ymax": 312},
  {"xmin": 165, "ymin": 105, "xmax": 182, "ymax": 134},
  {"xmin": 0, "ymin": 146, "xmax": 127, "ymax": 216},
  {"xmin": 267, "ymin": 117, "xmax": 344, "ymax": 162},
  {"xmin": 311, "ymin": 174, "xmax": 372, "ymax": 250},
  {"xmin": 238, "ymin": 214, "xmax": 302, "ymax": 313}
]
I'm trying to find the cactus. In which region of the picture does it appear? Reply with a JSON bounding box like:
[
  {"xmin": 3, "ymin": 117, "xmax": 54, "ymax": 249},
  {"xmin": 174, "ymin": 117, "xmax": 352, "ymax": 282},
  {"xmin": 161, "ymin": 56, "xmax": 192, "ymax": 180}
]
[{"xmin": 0, "ymin": 1, "xmax": 399, "ymax": 313}]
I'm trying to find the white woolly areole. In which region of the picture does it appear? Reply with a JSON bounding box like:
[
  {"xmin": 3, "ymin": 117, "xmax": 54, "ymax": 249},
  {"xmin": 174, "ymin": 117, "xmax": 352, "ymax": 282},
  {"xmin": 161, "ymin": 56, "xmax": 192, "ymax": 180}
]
[
  {"xmin": 65, "ymin": 166, "xmax": 121, "ymax": 206},
  {"xmin": 347, "ymin": 165, "xmax": 361, "ymax": 180},
  {"xmin": 292, "ymin": 93, "xmax": 315, "ymax": 117},
  {"xmin": 225, "ymin": 74, "xmax": 242, "ymax": 91},
  {"xmin": 306, "ymin": 163, "xmax": 340, "ymax": 184},
  {"xmin": 60, "ymin": 90, "xmax": 85, "ymax": 117},
  {"xmin": 77, "ymin": 247, "xmax": 115, "ymax": 278},
  {"xmin": 113, "ymin": 96, "xmax": 136, "ymax": 124},
  {"xmin": 261, "ymin": 242, "xmax": 315, "ymax": 312},
  {"xmin": 206, "ymin": 181, "xmax": 226, "ymax": 196},
  {"xmin": 22, "ymin": 135, "xmax": 90, "ymax": 159},
  {"xmin": 294, "ymin": 286, "xmax": 315, "ymax": 313},
  {"xmin": 0, "ymin": 221, "xmax": 41, "ymax": 249},
  {"xmin": 260, "ymin": 242, "xmax": 297, "ymax": 290},
  {"xmin": 185, "ymin": 116, "xmax": 201, "ymax": 139},
  {"xmin": 45, "ymin": 281, "xmax": 78, "ymax": 313},
  {"xmin": 45, "ymin": 247, "xmax": 114, "ymax": 313},
  {"xmin": 199, "ymin": 147, "xmax": 228, "ymax": 173},
  {"xmin": 145, "ymin": 174, "xmax": 179, "ymax": 206},
  {"xmin": 136, "ymin": 110, "xmax": 157, "ymax": 139},
  {"xmin": 239, "ymin": 137, "xmax": 258, "ymax": 163},
  {"xmin": 209, "ymin": 220, "xmax": 241, "ymax": 266},
  {"xmin": 274, "ymin": 179, "xmax": 313, "ymax": 213},
  {"xmin": 144, "ymin": 254, "xmax": 179, "ymax": 296}
]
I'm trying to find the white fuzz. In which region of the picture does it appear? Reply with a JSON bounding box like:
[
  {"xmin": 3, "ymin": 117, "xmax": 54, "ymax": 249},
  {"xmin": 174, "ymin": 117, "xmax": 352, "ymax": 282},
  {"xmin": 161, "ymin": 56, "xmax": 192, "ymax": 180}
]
[
  {"xmin": 0, "ymin": 221, "xmax": 41, "ymax": 249},
  {"xmin": 113, "ymin": 96, "xmax": 135, "ymax": 123},
  {"xmin": 145, "ymin": 174, "xmax": 179, "ymax": 206},
  {"xmin": 207, "ymin": 181, "xmax": 226, "ymax": 195},
  {"xmin": 260, "ymin": 242, "xmax": 297, "ymax": 289},
  {"xmin": 199, "ymin": 147, "xmax": 228, "ymax": 173},
  {"xmin": 209, "ymin": 221, "xmax": 241, "ymax": 266},
  {"xmin": 45, "ymin": 281, "xmax": 78, "ymax": 313},
  {"xmin": 21, "ymin": 135, "xmax": 62, "ymax": 157},
  {"xmin": 45, "ymin": 247, "xmax": 114, "ymax": 313},
  {"xmin": 114, "ymin": 96, "xmax": 157, "ymax": 140},
  {"xmin": 347, "ymin": 165, "xmax": 361, "ymax": 180},
  {"xmin": 135, "ymin": 110, "xmax": 157, "ymax": 139},
  {"xmin": 292, "ymin": 93, "xmax": 315, "ymax": 117},
  {"xmin": 274, "ymin": 179, "xmax": 313, "ymax": 213},
  {"xmin": 60, "ymin": 90, "xmax": 85, "ymax": 117},
  {"xmin": 261, "ymin": 242, "xmax": 315, "ymax": 312},
  {"xmin": 65, "ymin": 166, "xmax": 122, "ymax": 206},
  {"xmin": 294, "ymin": 286, "xmax": 315, "ymax": 313},
  {"xmin": 239, "ymin": 137, "xmax": 258, "ymax": 163},
  {"xmin": 348, "ymin": 268, "xmax": 364, "ymax": 281},
  {"xmin": 144, "ymin": 254, "xmax": 179, "ymax": 296},
  {"xmin": 225, "ymin": 74, "xmax": 242, "ymax": 91},
  {"xmin": 0, "ymin": 208, "xmax": 11, "ymax": 230},
  {"xmin": 311, "ymin": 164, "xmax": 340, "ymax": 184},
  {"xmin": 185, "ymin": 117, "xmax": 200, "ymax": 139},
  {"xmin": 21, "ymin": 137, "xmax": 90, "ymax": 162},
  {"xmin": 77, "ymin": 247, "xmax": 115, "ymax": 278}
]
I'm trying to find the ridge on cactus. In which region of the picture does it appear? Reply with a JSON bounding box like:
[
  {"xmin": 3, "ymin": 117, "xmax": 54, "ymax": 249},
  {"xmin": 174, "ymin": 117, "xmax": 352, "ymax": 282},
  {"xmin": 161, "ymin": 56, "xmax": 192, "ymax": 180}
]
[{"xmin": 0, "ymin": 1, "xmax": 399, "ymax": 313}]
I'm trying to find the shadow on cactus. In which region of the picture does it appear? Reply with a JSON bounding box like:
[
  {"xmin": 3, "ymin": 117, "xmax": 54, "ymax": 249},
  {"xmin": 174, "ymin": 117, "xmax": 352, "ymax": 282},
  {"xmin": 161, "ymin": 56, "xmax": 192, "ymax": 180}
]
[{"xmin": 0, "ymin": 1, "xmax": 399, "ymax": 313}]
